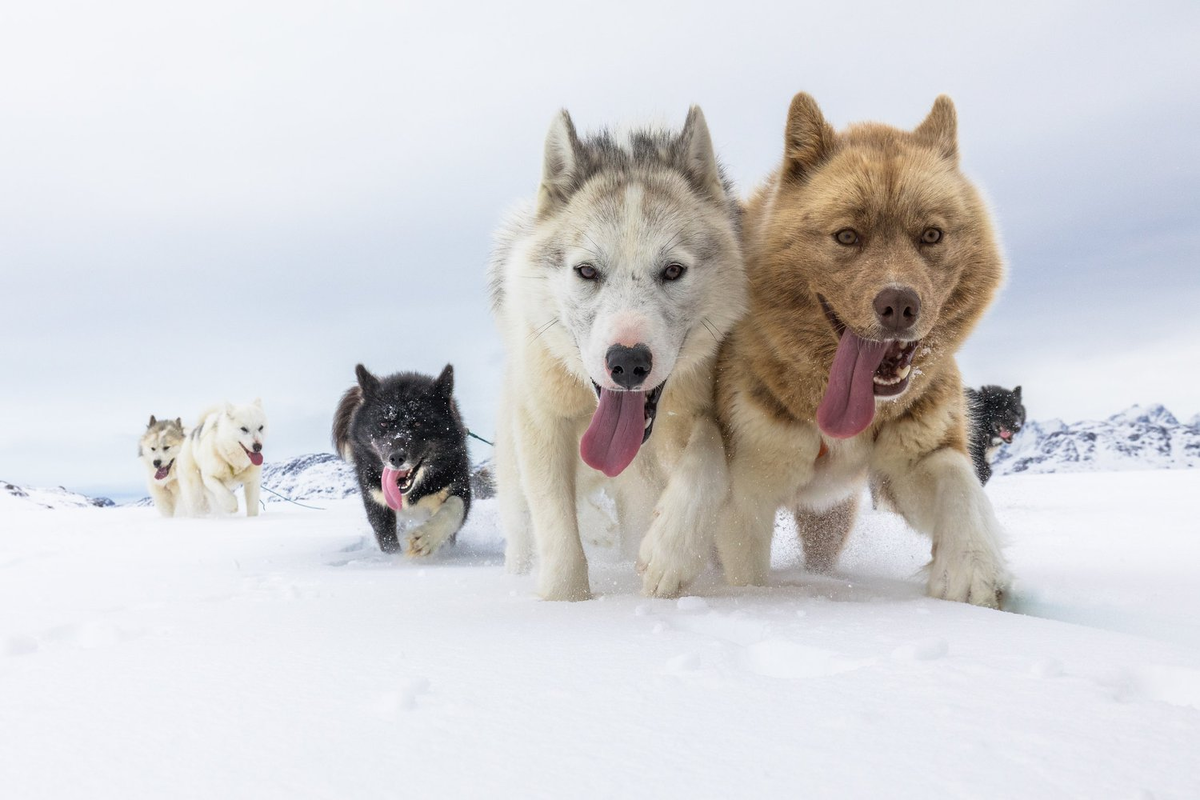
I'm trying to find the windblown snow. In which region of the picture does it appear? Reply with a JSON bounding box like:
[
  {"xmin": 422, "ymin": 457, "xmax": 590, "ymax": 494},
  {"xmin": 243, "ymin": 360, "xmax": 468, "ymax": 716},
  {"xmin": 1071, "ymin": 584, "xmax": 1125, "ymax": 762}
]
[{"xmin": 2, "ymin": 468, "xmax": 1199, "ymax": 798}]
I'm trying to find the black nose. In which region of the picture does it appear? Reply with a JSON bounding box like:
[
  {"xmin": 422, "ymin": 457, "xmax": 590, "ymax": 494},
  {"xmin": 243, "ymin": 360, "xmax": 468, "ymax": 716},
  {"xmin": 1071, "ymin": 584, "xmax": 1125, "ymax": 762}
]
[
  {"xmin": 606, "ymin": 344, "xmax": 653, "ymax": 390},
  {"xmin": 153, "ymin": 459, "xmax": 162, "ymax": 467},
  {"xmin": 387, "ymin": 451, "xmax": 408, "ymax": 468},
  {"xmin": 252, "ymin": 443, "xmax": 262, "ymax": 453},
  {"xmin": 873, "ymin": 287, "xmax": 921, "ymax": 335}
]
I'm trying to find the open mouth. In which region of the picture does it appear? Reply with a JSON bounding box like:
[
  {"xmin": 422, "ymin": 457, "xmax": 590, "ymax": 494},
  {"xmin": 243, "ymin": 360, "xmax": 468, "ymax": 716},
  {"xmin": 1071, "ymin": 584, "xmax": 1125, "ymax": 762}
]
[
  {"xmin": 241, "ymin": 444, "xmax": 264, "ymax": 466},
  {"xmin": 381, "ymin": 459, "xmax": 422, "ymax": 511},
  {"xmin": 154, "ymin": 459, "xmax": 174, "ymax": 481},
  {"xmin": 579, "ymin": 380, "xmax": 665, "ymax": 478},
  {"xmin": 816, "ymin": 295, "xmax": 920, "ymax": 439},
  {"xmin": 999, "ymin": 429, "xmax": 1014, "ymax": 444}
]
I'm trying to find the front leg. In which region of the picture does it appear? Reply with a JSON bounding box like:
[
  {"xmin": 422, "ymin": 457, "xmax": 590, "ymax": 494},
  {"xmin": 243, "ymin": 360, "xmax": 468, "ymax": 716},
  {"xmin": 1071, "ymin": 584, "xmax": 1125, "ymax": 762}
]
[
  {"xmin": 496, "ymin": 395, "xmax": 534, "ymax": 574},
  {"xmin": 243, "ymin": 469, "xmax": 262, "ymax": 517},
  {"xmin": 883, "ymin": 448, "xmax": 1009, "ymax": 608},
  {"xmin": 638, "ymin": 415, "xmax": 727, "ymax": 598},
  {"xmin": 203, "ymin": 475, "xmax": 238, "ymax": 514},
  {"xmin": 516, "ymin": 405, "xmax": 589, "ymax": 601},
  {"xmin": 407, "ymin": 495, "xmax": 466, "ymax": 558},
  {"xmin": 148, "ymin": 483, "xmax": 176, "ymax": 517}
]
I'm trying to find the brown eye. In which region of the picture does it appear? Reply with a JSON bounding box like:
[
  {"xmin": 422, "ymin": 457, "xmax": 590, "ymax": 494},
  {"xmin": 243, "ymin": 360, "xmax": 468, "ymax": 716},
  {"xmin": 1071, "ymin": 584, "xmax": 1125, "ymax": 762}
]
[
  {"xmin": 575, "ymin": 264, "xmax": 598, "ymax": 280},
  {"xmin": 921, "ymin": 228, "xmax": 943, "ymax": 244},
  {"xmin": 834, "ymin": 229, "xmax": 859, "ymax": 246},
  {"xmin": 661, "ymin": 263, "xmax": 686, "ymax": 281}
]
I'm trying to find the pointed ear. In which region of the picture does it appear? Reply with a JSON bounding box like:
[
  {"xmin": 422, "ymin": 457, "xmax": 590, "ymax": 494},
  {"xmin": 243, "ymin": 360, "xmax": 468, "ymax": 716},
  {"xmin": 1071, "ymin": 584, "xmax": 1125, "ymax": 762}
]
[
  {"xmin": 148, "ymin": 415, "xmax": 157, "ymax": 428},
  {"xmin": 355, "ymin": 364, "xmax": 381, "ymax": 396},
  {"xmin": 223, "ymin": 402, "xmax": 234, "ymax": 418},
  {"xmin": 253, "ymin": 397, "xmax": 262, "ymax": 408},
  {"xmin": 536, "ymin": 110, "xmax": 582, "ymax": 218},
  {"xmin": 1013, "ymin": 385, "xmax": 1022, "ymax": 398},
  {"xmin": 783, "ymin": 92, "xmax": 834, "ymax": 179},
  {"xmin": 175, "ymin": 417, "xmax": 182, "ymax": 428},
  {"xmin": 434, "ymin": 364, "xmax": 454, "ymax": 397},
  {"xmin": 677, "ymin": 105, "xmax": 725, "ymax": 200},
  {"xmin": 914, "ymin": 95, "xmax": 958, "ymax": 164}
]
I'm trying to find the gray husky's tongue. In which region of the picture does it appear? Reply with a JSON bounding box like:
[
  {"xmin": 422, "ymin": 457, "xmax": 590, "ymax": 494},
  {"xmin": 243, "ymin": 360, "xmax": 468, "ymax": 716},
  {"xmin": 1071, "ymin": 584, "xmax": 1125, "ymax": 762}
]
[
  {"xmin": 816, "ymin": 329, "xmax": 890, "ymax": 439},
  {"xmin": 580, "ymin": 389, "xmax": 646, "ymax": 477}
]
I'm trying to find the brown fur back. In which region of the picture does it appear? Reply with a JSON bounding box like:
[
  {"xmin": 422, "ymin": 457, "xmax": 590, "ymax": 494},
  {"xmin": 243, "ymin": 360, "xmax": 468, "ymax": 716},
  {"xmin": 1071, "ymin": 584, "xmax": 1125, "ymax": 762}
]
[{"xmin": 332, "ymin": 386, "xmax": 362, "ymax": 462}]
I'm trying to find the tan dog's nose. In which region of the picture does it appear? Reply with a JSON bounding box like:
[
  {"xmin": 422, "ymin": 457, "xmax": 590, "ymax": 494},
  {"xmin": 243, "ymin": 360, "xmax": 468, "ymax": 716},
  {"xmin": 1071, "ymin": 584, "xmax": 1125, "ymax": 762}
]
[{"xmin": 874, "ymin": 287, "xmax": 921, "ymax": 336}]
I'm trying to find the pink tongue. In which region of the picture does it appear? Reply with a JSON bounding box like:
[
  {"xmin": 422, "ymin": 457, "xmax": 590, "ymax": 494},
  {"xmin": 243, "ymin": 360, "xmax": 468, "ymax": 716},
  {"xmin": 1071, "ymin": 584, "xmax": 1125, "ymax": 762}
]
[
  {"xmin": 816, "ymin": 329, "xmax": 891, "ymax": 439},
  {"xmin": 154, "ymin": 466, "xmax": 170, "ymax": 481},
  {"xmin": 580, "ymin": 389, "xmax": 646, "ymax": 477},
  {"xmin": 381, "ymin": 467, "xmax": 406, "ymax": 511},
  {"xmin": 248, "ymin": 451, "xmax": 264, "ymax": 466}
]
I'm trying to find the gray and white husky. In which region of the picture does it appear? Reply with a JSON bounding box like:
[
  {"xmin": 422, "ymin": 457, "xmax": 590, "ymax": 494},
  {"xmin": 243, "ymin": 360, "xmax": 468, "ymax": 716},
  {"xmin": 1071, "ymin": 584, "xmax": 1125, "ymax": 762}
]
[
  {"xmin": 138, "ymin": 415, "xmax": 185, "ymax": 517},
  {"xmin": 489, "ymin": 107, "xmax": 746, "ymax": 600}
]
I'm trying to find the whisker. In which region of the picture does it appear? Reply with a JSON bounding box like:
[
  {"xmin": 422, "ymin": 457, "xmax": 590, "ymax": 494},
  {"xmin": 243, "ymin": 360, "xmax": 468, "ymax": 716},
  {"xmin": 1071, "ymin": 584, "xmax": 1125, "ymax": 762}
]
[{"xmin": 529, "ymin": 317, "xmax": 560, "ymax": 343}]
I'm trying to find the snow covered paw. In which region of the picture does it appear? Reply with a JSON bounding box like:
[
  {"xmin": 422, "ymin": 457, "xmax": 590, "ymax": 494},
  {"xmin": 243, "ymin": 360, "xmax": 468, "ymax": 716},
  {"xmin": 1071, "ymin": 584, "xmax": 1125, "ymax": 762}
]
[
  {"xmin": 927, "ymin": 551, "xmax": 1009, "ymax": 609},
  {"xmin": 637, "ymin": 534, "xmax": 704, "ymax": 599},
  {"xmin": 537, "ymin": 569, "xmax": 591, "ymax": 602},
  {"xmin": 405, "ymin": 526, "xmax": 446, "ymax": 559}
]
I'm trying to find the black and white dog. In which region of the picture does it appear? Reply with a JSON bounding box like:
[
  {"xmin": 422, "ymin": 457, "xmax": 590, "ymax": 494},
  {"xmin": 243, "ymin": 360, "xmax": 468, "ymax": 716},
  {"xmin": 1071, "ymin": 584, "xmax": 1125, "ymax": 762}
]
[
  {"xmin": 966, "ymin": 385, "xmax": 1026, "ymax": 485},
  {"xmin": 333, "ymin": 364, "xmax": 471, "ymax": 555}
]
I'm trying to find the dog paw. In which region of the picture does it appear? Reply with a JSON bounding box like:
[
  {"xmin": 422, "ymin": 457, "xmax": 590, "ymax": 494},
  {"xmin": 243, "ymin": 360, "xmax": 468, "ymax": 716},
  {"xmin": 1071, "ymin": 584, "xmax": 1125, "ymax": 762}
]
[
  {"xmin": 219, "ymin": 498, "xmax": 238, "ymax": 514},
  {"xmin": 537, "ymin": 571, "xmax": 591, "ymax": 602},
  {"xmin": 405, "ymin": 527, "xmax": 442, "ymax": 559},
  {"xmin": 927, "ymin": 549, "xmax": 1009, "ymax": 609},
  {"xmin": 638, "ymin": 527, "xmax": 705, "ymax": 599}
]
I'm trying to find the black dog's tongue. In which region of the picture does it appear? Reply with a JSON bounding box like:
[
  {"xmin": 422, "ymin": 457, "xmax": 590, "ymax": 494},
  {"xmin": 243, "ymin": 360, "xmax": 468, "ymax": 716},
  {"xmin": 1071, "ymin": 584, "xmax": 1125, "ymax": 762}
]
[{"xmin": 580, "ymin": 389, "xmax": 646, "ymax": 477}]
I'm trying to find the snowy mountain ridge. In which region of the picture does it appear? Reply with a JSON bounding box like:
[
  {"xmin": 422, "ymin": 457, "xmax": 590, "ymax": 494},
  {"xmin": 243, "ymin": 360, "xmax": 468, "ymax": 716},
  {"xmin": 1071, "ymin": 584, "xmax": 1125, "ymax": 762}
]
[
  {"xmin": 993, "ymin": 403, "xmax": 1200, "ymax": 475},
  {"xmin": 3, "ymin": 405, "xmax": 1194, "ymax": 510}
]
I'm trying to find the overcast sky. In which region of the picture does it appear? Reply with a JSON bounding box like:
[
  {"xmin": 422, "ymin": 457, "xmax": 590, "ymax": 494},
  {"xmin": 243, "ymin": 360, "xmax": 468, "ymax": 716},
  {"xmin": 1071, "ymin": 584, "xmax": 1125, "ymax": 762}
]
[{"xmin": 2, "ymin": 0, "xmax": 1198, "ymax": 499}]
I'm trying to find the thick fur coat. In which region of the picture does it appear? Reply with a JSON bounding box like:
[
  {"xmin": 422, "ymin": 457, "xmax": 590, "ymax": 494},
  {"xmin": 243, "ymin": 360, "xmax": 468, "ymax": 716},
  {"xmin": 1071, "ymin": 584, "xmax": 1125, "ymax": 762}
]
[
  {"xmin": 332, "ymin": 364, "xmax": 471, "ymax": 556},
  {"xmin": 138, "ymin": 415, "xmax": 184, "ymax": 517},
  {"xmin": 966, "ymin": 384, "xmax": 1026, "ymax": 484},
  {"xmin": 714, "ymin": 94, "xmax": 1010, "ymax": 606},
  {"xmin": 489, "ymin": 107, "xmax": 746, "ymax": 600},
  {"xmin": 176, "ymin": 400, "xmax": 267, "ymax": 517}
]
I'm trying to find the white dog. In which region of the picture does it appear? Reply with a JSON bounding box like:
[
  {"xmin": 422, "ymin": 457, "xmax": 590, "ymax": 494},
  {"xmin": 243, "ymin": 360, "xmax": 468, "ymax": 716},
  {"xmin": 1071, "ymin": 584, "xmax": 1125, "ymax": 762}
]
[
  {"xmin": 176, "ymin": 400, "xmax": 267, "ymax": 517},
  {"xmin": 489, "ymin": 108, "xmax": 746, "ymax": 600},
  {"xmin": 138, "ymin": 415, "xmax": 185, "ymax": 517}
]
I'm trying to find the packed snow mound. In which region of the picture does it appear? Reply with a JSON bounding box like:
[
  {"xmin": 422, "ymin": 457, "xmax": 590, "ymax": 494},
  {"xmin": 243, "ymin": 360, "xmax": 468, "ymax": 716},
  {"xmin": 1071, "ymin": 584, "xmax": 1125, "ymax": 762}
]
[
  {"xmin": 1, "ymin": 481, "xmax": 114, "ymax": 510},
  {"xmin": 994, "ymin": 403, "xmax": 1200, "ymax": 475}
]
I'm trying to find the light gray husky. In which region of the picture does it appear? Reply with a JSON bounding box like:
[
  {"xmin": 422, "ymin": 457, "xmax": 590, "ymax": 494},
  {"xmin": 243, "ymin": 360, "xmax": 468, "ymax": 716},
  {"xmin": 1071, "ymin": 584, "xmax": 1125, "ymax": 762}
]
[{"xmin": 489, "ymin": 107, "xmax": 746, "ymax": 600}]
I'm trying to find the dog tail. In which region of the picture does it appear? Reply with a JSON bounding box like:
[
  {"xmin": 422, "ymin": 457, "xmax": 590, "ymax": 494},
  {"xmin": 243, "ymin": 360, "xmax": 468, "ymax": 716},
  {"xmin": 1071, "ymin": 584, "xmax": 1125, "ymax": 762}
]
[{"xmin": 332, "ymin": 386, "xmax": 362, "ymax": 462}]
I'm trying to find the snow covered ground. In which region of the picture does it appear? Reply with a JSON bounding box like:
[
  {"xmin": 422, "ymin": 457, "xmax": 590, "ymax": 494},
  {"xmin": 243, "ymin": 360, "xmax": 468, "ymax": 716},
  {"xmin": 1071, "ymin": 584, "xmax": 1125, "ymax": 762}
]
[{"xmin": 2, "ymin": 471, "xmax": 1199, "ymax": 799}]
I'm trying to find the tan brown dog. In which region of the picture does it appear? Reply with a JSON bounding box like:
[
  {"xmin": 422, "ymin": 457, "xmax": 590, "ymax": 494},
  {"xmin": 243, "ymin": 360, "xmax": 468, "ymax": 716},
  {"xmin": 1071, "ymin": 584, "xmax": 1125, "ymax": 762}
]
[{"xmin": 711, "ymin": 93, "xmax": 1009, "ymax": 607}]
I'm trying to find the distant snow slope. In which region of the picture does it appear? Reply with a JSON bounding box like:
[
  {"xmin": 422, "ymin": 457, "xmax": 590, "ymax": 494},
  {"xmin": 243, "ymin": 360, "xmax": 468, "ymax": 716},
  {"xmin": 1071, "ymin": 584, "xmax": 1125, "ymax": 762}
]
[
  {"xmin": 6, "ymin": 404, "xmax": 1194, "ymax": 511},
  {"xmin": 1, "ymin": 471, "xmax": 1198, "ymax": 799},
  {"xmin": 1, "ymin": 480, "xmax": 114, "ymax": 510},
  {"xmin": 995, "ymin": 403, "xmax": 1199, "ymax": 475}
]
